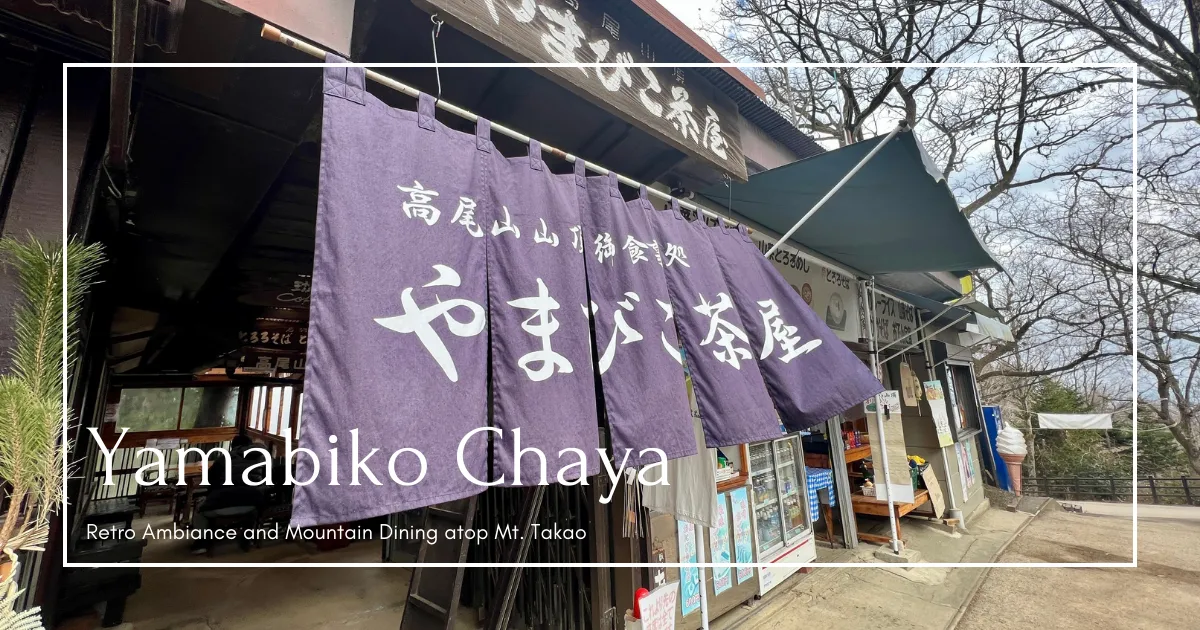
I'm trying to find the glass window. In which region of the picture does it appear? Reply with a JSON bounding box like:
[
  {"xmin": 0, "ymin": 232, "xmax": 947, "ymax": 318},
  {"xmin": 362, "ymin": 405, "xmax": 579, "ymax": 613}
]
[
  {"xmin": 117, "ymin": 388, "xmax": 183, "ymax": 432},
  {"xmin": 249, "ymin": 387, "xmax": 263, "ymax": 431},
  {"xmin": 950, "ymin": 364, "xmax": 981, "ymax": 433},
  {"xmin": 943, "ymin": 363, "xmax": 981, "ymax": 438},
  {"xmin": 268, "ymin": 387, "xmax": 283, "ymax": 434},
  {"xmin": 295, "ymin": 392, "xmax": 305, "ymax": 438},
  {"xmin": 180, "ymin": 387, "xmax": 239, "ymax": 429},
  {"xmin": 278, "ymin": 386, "xmax": 294, "ymax": 435}
]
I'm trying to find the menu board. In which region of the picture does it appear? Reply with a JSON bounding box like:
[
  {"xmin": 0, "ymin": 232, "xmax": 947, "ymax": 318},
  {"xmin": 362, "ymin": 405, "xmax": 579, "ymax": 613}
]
[
  {"xmin": 867, "ymin": 391, "xmax": 916, "ymax": 504},
  {"xmin": 729, "ymin": 488, "xmax": 754, "ymax": 584},
  {"xmin": 709, "ymin": 493, "xmax": 732, "ymax": 595},
  {"xmin": 676, "ymin": 521, "xmax": 701, "ymax": 617}
]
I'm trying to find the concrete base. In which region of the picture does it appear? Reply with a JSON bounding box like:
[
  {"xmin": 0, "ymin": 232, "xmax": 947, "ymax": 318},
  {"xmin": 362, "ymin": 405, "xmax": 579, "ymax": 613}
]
[
  {"xmin": 710, "ymin": 507, "xmax": 1034, "ymax": 630},
  {"xmin": 873, "ymin": 545, "xmax": 923, "ymax": 563}
]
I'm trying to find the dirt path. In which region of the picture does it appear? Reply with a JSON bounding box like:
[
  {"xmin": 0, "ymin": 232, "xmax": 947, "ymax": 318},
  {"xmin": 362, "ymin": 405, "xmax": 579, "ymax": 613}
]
[{"xmin": 955, "ymin": 506, "xmax": 1200, "ymax": 629}]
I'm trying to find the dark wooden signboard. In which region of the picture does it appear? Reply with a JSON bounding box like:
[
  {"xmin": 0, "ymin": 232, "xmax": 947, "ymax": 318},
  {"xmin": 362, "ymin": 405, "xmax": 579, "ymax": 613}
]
[
  {"xmin": 237, "ymin": 318, "xmax": 308, "ymax": 352},
  {"xmin": 239, "ymin": 348, "xmax": 308, "ymax": 372},
  {"xmin": 418, "ymin": 0, "xmax": 748, "ymax": 180},
  {"xmin": 237, "ymin": 274, "xmax": 312, "ymax": 309}
]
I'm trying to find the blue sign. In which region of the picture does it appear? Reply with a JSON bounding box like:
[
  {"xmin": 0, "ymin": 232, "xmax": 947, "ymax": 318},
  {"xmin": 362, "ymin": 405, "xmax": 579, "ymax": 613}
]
[
  {"xmin": 981, "ymin": 405, "xmax": 1011, "ymax": 492},
  {"xmin": 730, "ymin": 487, "xmax": 754, "ymax": 584}
]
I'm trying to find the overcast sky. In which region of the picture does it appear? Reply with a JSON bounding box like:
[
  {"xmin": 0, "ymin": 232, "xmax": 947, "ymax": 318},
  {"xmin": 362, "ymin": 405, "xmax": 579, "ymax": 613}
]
[{"xmin": 658, "ymin": 0, "xmax": 722, "ymax": 46}]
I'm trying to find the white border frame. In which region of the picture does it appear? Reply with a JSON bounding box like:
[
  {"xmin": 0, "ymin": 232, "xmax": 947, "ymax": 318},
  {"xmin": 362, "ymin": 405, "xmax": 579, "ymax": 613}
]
[{"xmin": 61, "ymin": 59, "xmax": 1139, "ymax": 570}]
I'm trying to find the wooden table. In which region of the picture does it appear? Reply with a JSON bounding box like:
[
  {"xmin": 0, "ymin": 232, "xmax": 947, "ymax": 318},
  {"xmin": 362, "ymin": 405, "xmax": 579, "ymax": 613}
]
[{"xmin": 849, "ymin": 489, "xmax": 930, "ymax": 545}]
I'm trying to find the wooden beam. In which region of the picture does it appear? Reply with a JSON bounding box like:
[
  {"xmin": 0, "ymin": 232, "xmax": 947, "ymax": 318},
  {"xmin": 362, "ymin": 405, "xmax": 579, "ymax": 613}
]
[{"xmin": 106, "ymin": 0, "xmax": 138, "ymax": 170}]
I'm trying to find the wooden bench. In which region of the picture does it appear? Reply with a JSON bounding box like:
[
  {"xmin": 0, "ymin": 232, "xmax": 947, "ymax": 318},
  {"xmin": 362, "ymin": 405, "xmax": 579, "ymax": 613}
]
[{"xmin": 849, "ymin": 488, "xmax": 931, "ymax": 545}]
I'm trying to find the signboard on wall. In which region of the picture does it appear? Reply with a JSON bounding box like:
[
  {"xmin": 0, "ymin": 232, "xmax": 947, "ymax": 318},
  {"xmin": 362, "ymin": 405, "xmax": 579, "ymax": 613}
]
[
  {"xmin": 238, "ymin": 274, "xmax": 312, "ymax": 308},
  {"xmin": 418, "ymin": 0, "xmax": 747, "ymax": 180},
  {"xmin": 749, "ymin": 234, "xmax": 860, "ymax": 343},
  {"xmin": 237, "ymin": 318, "xmax": 309, "ymax": 352},
  {"xmin": 239, "ymin": 349, "xmax": 307, "ymax": 372},
  {"xmin": 871, "ymin": 289, "xmax": 918, "ymax": 347},
  {"xmin": 866, "ymin": 390, "xmax": 916, "ymax": 504}
]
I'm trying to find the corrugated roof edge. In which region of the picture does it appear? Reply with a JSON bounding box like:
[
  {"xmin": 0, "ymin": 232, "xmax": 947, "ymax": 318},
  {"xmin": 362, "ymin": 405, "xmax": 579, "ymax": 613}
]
[
  {"xmin": 627, "ymin": 0, "xmax": 826, "ymax": 160},
  {"xmin": 702, "ymin": 69, "xmax": 827, "ymax": 160}
]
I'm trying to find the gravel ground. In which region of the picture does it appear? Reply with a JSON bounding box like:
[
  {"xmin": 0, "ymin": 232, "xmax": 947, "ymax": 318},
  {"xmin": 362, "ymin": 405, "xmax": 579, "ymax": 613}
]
[{"xmin": 955, "ymin": 505, "xmax": 1200, "ymax": 629}]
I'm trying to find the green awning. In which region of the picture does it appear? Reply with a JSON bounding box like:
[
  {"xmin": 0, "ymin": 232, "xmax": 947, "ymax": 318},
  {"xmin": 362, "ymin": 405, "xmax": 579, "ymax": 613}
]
[{"xmin": 698, "ymin": 129, "xmax": 1000, "ymax": 275}]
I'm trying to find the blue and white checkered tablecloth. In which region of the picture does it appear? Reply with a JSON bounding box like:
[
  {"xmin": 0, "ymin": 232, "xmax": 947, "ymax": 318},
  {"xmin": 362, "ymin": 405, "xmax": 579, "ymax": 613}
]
[{"xmin": 805, "ymin": 467, "xmax": 837, "ymax": 521}]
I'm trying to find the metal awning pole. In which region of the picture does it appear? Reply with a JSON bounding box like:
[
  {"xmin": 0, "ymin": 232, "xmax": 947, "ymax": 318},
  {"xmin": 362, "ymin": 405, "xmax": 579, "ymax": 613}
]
[
  {"xmin": 763, "ymin": 122, "xmax": 908, "ymax": 258},
  {"xmin": 261, "ymin": 24, "xmax": 736, "ymax": 226},
  {"xmin": 873, "ymin": 287, "xmax": 980, "ymax": 356},
  {"xmin": 879, "ymin": 314, "xmax": 971, "ymax": 365}
]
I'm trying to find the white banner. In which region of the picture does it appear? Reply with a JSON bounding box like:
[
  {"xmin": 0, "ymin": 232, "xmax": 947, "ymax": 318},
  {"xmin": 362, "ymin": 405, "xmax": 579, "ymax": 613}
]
[
  {"xmin": 1037, "ymin": 413, "xmax": 1113, "ymax": 429},
  {"xmin": 749, "ymin": 234, "xmax": 860, "ymax": 342}
]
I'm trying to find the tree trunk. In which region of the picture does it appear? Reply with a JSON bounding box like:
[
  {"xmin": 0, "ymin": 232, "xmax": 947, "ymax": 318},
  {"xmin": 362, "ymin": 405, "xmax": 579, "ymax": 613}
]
[{"xmin": 1168, "ymin": 413, "xmax": 1200, "ymax": 477}]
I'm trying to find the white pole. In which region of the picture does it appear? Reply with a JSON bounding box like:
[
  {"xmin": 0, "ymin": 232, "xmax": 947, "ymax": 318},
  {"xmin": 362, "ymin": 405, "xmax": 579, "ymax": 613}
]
[
  {"xmin": 874, "ymin": 287, "xmax": 980, "ymax": 356},
  {"xmin": 763, "ymin": 122, "xmax": 908, "ymax": 258},
  {"xmin": 695, "ymin": 522, "xmax": 710, "ymax": 630},
  {"xmin": 880, "ymin": 315, "xmax": 971, "ymax": 365},
  {"xmin": 864, "ymin": 280, "xmax": 902, "ymax": 554}
]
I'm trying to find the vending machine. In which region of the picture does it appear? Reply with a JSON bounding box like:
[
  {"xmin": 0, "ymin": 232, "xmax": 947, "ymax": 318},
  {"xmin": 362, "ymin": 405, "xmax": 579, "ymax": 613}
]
[{"xmin": 748, "ymin": 435, "xmax": 815, "ymax": 595}]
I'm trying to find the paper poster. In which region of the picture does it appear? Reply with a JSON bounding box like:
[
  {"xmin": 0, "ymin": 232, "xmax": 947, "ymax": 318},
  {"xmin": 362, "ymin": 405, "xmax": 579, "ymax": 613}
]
[
  {"xmin": 103, "ymin": 403, "xmax": 120, "ymax": 425},
  {"xmin": 966, "ymin": 443, "xmax": 978, "ymax": 491},
  {"xmin": 630, "ymin": 582, "xmax": 678, "ymax": 630},
  {"xmin": 900, "ymin": 362, "xmax": 919, "ymax": 407},
  {"xmin": 709, "ymin": 493, "xmax": 732, "ymax": 595},
  {"xmin": 955, "ymin": 442, "xmax": 970, "ymax": 503},
  {"xmin": 729, "ymin": 487, "xmax": 754, "ymax": 584},
  {"xmin": 677, "ymin": 521, "xmax": 701, "ymax": 616},
  {"xmin": 923, "ymin": 381, "xmax": 955, "ymax": 447}
]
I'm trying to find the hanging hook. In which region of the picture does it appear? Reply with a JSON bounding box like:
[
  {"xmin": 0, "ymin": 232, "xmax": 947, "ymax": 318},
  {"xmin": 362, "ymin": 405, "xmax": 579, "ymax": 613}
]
[
  {"xmin": 723, "ymin": 172, "xmax": 734, "ymax": 225},
  {"xmin": 430, "ymin": 13, "xmax": 445, "ymax": 104}
]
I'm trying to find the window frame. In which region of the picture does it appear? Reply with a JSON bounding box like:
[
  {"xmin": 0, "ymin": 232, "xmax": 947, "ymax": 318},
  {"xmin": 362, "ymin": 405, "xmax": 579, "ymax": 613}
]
[
  {"xmin": 941, "ymin": 360, "xmax": 983, "ymax": 442},
  {"xmin": 113, "ymin": 384, "xmax": 241, "ymax": 433},
  {"xmin": 244, "ymin": 384, "xmax": 303, "ymax": 449}
]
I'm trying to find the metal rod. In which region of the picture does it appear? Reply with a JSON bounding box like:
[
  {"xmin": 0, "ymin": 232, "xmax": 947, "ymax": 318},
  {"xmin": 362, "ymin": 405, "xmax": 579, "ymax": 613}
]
[
  {"xmin": 763, "ymin": 122, "xmax": 907, "ymax": 258},
  {"xmin": 695, "ymin": 522, "xmax": 710, "ymax": 630},
  {"xmin": 879, "ymin": 314, "xmax": 971, "ymax": 365},
  {"xmin": 261, "ymin": 25, "xmax": 886, "ymax": 283},
  {"xmin": 262, "ymin": 24, "xmax": 733, "ymax": 226},
  {"xmin": 873, "ymin": 287, "xmax": 980, "ymax": 356}
]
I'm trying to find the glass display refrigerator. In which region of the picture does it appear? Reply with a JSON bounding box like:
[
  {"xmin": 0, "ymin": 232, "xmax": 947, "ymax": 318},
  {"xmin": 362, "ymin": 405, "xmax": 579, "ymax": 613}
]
[{"xmin": 748, "ymin": 434, "xmax": 815, "ymax": 595}]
